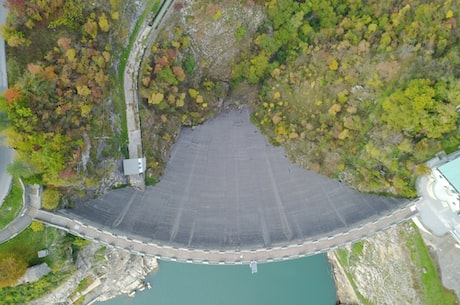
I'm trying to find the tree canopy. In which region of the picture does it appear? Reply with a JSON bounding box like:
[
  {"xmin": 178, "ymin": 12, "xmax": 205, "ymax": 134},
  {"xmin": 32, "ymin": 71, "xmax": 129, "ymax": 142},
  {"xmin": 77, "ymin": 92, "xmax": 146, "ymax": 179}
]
[
  {"xmin": 1, "ymin": 1, "xmax": 115, "ymax": 187},
  {"xmin": 234, "ymin": 0, "xmax": 460, "ymax": 196}
]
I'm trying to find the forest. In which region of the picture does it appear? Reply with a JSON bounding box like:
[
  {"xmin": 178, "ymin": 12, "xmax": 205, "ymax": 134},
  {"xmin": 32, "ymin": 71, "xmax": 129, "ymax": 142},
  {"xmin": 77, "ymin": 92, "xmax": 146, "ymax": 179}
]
[
  {"xmin": 233, "ymin": 0, "xmax": 460, "ymax": 196},
  {"xmin": 0, "ymin": 0, "xmax": 127, "ymax": 193}
]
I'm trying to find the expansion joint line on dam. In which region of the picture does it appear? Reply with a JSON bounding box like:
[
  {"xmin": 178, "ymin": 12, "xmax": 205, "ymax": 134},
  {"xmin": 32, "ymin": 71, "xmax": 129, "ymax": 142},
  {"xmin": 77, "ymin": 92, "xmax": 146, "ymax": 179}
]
[{"xmin": 35, "ymin": 205, "xmax": 417, "ymax": 265}]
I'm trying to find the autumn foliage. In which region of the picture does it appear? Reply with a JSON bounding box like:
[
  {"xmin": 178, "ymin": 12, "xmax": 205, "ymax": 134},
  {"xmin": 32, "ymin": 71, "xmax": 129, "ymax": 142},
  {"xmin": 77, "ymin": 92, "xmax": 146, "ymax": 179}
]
[
  {"xmin": 0, "ymin": 1, "xmax": 114, "ymax": 187},
  {"xmin": 234, "ymin": 0, "xmax": 460, "ymax": 196},
  {"xmin": 0, "ymin": 254, "xmax": 27, "ymax": 288}
]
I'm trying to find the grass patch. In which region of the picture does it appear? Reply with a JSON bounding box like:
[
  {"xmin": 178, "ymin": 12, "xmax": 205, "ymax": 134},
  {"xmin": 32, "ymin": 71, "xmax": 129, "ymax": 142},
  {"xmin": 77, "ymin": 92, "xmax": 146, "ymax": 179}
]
[
  {"xmin": 94, "ymin": 246, "xmax": 107, "ymax": 261},
  {"xmin": 336, "ymin": 224, "xmax": 459, "ymax": 305},
  {"xmin": 0, "ymin": 178, "xmax": 23, "ymax": 230},
  {"xmin": 69, "ymin": 276, "xmax": 94, "ymax": 301},
  {"xmin": 145, "ymin": 175, "xmax": 159, "ymax": 186},
  {"xmin": 335, "ymin": 247, "xmax": 374, "ymax": 305},
  {"xmin": 403, "ymin": 223, "xmax": 459, "ymax": 305},
  {"xmin": 0, "ymin": 226, "xmax": 59, "ymax": 267},
  {"xmin": 0, "ymin": 227, "xmax": 81, "ymax": 304},
  {"xmin": 351, "ymin": 240, "xmax": 364, "ymax": 258}
]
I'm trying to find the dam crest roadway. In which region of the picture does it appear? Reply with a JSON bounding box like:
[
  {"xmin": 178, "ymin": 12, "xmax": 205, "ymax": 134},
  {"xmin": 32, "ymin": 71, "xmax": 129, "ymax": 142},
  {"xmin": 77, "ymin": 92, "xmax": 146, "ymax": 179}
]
[{"xmin": 37, "ymin": 108, "xmax": 417, "ymax": 264}]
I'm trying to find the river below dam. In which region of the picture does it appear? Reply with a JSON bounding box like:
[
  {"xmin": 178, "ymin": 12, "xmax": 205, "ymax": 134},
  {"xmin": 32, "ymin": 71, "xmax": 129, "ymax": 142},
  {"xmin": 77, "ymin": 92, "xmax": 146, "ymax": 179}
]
[{"xmin": 96, "ymin": 254, "xmax": 337, "ymax": 305}]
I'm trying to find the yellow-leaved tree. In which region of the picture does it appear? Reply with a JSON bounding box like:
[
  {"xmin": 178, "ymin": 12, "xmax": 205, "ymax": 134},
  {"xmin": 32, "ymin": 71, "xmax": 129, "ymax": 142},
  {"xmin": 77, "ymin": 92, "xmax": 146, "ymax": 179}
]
[{"xmin": 0, "ymin": 254, "xmax": 28, "ymax": 288}]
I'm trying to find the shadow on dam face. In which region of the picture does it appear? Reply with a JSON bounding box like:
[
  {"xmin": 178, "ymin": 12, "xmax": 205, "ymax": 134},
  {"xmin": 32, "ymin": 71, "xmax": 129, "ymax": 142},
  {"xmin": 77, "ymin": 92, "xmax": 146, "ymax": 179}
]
[{"xmin": 70, "ymin": 108, "xmax": 408, "ymax": 250}]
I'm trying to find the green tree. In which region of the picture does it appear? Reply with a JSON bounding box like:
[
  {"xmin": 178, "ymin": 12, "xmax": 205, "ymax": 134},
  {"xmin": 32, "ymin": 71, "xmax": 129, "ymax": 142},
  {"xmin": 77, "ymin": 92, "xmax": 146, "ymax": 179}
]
[
  {"xmin": 49, "ymin": 0, "xmax": 84, "ymax": 29},
  {"xmin": 415, "ymin": 163, "xmax": 432, "ymax": 177},
  {"xmin": 7, "ymin": 160, "xmax": 36, "ymax": 179},
  {"xmin": 382, "ymin": 79, "xmax": 458, "ymax": 139}
]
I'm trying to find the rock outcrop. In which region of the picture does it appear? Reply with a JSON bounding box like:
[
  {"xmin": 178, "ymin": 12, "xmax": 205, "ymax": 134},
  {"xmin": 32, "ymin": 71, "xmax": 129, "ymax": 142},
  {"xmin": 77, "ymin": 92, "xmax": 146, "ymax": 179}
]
[
  {"xmin": 329, "ymin": 221, "xmax": 460, "ymax": 305},
  {"xmin": 28, "ymin": 243, "xmax": 158, "ymax": 305},
  {"xmin": 329, "ymin": 222, "xmax": 425, "ymax": 305}
]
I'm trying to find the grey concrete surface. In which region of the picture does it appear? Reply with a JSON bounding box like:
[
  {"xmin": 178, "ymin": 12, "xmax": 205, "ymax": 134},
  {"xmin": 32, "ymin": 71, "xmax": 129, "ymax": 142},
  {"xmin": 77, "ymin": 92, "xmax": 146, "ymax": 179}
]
[
  {"xmin": 0, "ymin": 183, "xmax": 38, "ymax": 244},
  {"xmin": 416, "ymin": 177, "xmax": 452, "ymax": 236},
  {"xmin": 415, "ymin": 151, "xmax": 460, "ymax": 239},
  {"xmin": 70, "ymin": 109, "xmax": 408, "ymax": 251},
  {"xmin": 37, "ymin": 205, "xmax": 415, "ymax": 264},
  {"xmin": 0, "ymin": 142, "xmax": 13, "ymax": 206}
]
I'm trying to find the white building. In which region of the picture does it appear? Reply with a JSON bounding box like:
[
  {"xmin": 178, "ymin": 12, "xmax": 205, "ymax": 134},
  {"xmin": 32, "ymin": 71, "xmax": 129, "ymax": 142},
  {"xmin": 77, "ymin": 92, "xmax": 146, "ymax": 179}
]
[
  {"xmin": 433, "ymin": 154, "xmax": 460, "ymax": 213},
  {"xmin": 123, "ymin": 158, "xmax": 146, "ymax": 176}
]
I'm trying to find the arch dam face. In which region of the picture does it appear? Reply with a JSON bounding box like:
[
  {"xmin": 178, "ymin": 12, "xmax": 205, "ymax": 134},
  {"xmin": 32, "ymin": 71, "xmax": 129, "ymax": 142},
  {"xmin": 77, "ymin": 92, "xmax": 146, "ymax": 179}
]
[{"xmin": 68, "ymin": 109, "xmax": 410, "ymax": 260}]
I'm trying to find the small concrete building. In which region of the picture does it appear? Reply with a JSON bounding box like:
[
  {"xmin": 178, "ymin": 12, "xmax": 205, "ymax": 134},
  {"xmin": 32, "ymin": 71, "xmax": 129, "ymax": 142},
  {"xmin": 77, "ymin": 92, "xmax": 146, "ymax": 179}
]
[
  {"xmin": 37, "ymin": 249, "xmax": 49, "ymax": 258},
  {"xmin": 123, "ymin": 158, "xmax": 146, "ymax": 176},
  {"xmin": 17, "ymin": 263, "xmax": 51, "ymax": 284}
]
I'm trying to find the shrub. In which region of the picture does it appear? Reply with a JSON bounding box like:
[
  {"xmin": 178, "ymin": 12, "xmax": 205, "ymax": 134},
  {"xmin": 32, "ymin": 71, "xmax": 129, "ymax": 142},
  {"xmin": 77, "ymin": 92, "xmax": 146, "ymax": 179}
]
[
  {"xmin": 0, "ymin": 254, "xmax": 27, "ymax": 288},
  {"xmin": 41, "ymin": 189, "xmax": 61, "ymax": 210},
  {"xmin": 30, "ymin": 221, "xmax": 45, "ymax": 232}
]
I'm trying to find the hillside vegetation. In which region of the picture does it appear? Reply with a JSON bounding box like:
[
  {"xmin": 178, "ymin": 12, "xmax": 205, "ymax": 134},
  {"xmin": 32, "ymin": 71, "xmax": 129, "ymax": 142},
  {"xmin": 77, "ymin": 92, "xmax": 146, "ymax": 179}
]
[
  {"xmin": 0, "ymin": 0, "xmax": 137, "ymax": 193},
  {"xmin": 0, "ymin": 226, "xmax": 88, "ymax": 304},
  {"xmin": 233, "ymin": 0, "xmax": 460, "ymax": 196},
  {"xmin": 1, "ymin": 0, "xmax": 459, "ymax": 198}
]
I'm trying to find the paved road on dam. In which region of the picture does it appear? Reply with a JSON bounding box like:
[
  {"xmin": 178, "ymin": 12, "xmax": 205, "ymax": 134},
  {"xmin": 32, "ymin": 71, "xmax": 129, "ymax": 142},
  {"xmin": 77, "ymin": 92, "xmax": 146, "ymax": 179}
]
[{"xmin": 69, "ymin": 109, "xmax": 410, "ymax": 254}]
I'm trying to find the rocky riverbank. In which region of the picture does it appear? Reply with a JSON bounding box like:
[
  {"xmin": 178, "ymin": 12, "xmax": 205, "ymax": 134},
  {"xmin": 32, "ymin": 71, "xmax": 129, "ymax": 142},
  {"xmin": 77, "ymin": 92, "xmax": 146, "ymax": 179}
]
[
  {"xmin": 328, "ymin": 220, "xmax": 460, "ymax": 305},
  {"xmin": 28, "ymin": 243, "xmax": 158, "ymax": 305}
]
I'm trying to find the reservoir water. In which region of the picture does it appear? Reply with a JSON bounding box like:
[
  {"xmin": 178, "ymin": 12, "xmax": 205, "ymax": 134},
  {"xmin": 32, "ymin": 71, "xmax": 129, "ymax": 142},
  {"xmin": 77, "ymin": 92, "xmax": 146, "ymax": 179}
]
[{"xmin": 96, "ymin": 254, "xmax": 337, "ymax": 305}]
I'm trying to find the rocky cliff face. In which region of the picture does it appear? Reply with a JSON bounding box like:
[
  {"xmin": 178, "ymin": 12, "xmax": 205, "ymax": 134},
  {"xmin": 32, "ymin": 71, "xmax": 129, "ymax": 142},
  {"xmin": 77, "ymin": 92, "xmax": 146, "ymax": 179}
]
[
  {"xmin": 176, "ymin": 0, "xmax": 265, "ymax": 81},
  {"xmin": 28, "ymin": 243, "xmax": 158, "ymax": 305},
  {"xmin": 329, "ymin": 224, "xmax": 424, "ymax": 305},
  {"xmin": 329, "ymin": 221, "xmax": 459, "ymax": 305}
]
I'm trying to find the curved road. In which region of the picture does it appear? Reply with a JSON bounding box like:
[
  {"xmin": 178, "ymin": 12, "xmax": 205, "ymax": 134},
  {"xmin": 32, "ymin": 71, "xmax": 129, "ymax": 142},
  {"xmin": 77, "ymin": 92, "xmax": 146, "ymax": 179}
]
[{"xmin": 38, "ymin": 202, "xmax": 416, "ymax": 264}]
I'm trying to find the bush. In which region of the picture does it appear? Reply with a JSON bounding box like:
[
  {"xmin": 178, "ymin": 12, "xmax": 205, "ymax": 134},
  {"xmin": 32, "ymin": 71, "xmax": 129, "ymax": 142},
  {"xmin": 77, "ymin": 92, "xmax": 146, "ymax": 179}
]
[
  {"xmin": 183, "ymin": 55, "xmax": 195, "ymax": 74},
  {"xmin": 30, "ymin": 221, "xmax": 45, "ymax": 232},
  {"xmin": 41, "ymin": 189, "xmax": 61, "ymax": 210},
  {"xmin": 0, "ymin": 254, "xmax": 27, "ymax": 288}
]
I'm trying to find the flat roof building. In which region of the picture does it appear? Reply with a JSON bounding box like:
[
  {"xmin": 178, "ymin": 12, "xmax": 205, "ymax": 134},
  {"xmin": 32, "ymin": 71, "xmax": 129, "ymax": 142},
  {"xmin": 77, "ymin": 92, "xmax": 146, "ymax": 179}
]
[
  {"xmin": 123, "ymin": 158, "xmax": 146, "ymax": 176},
  {"xmin": 438, "ymin": 157, "xmax": 460, "ymax": 194},
  {"xmin": 17, "ymin": 263, "xmax": 51, "ymax": 284},
  {"xmin": 434, "ymin": 154, "xmax": 460, "ymax": 213}
]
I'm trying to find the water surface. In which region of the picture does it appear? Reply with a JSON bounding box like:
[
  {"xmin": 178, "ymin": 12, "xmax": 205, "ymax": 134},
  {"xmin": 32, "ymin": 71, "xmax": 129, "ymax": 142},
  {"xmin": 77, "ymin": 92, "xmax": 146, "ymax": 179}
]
[{"xmin": 97, "ymin": 254, "xmax": 336, "ymax": 305}]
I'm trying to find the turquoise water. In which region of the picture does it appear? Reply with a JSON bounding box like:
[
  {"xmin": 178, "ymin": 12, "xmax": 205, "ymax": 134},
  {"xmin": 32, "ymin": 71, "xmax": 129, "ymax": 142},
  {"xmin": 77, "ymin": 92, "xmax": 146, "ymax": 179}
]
[{"xmin": 96, "ymin": 254, "xmax": 337, "ymax": 305}]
